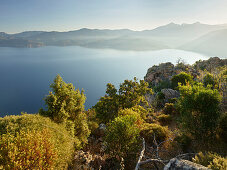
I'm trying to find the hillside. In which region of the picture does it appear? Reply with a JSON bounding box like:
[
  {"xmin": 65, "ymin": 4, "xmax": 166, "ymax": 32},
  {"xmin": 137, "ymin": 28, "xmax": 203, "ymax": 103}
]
[
  {"xmin": 0, "ymin": 23, "xmax": 227, "ymax": 55},
  {"xmin": 180, "ymin": 29, "xmax": 227, "ymax": 57}
]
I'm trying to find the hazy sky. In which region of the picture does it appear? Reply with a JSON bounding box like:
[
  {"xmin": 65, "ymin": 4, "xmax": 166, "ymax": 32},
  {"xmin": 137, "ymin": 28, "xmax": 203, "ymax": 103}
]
[{"xmin": 1, "ymin": 0, "xmax": 227, "ymax": 33}]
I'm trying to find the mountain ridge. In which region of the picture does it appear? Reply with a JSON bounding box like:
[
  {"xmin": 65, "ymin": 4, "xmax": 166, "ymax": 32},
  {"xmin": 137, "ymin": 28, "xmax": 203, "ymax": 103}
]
[{"xmin": 0, "ymin": 22, "xmax": 227, "ymax": 56}]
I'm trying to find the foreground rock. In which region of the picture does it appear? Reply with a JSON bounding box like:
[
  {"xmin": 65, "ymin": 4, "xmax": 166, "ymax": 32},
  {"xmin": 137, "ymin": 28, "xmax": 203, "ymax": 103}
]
[{"xmin": 164, "ymin": 158, "xmax": 209, "ymax": 170}]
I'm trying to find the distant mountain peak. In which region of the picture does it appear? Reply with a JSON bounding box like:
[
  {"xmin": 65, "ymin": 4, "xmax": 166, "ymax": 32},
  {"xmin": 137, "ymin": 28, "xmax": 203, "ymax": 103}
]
[
  {"xmin": 167, "ymin": 22, "xmax": 178, "ymax": 26},
  {"xmin": 193, "ymin": 22, "xmax": 202, "ymax": 25}
]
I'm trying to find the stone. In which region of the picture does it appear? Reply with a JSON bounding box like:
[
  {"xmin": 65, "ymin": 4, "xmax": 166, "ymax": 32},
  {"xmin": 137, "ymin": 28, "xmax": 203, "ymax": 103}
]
[
  {"xmin": 161, "ymin": 88, "xmax": 180, "ymax": 101},
  {"xmin": 97, "ymin": 123, "xmax": 106, "ymax": 137},
  {"xmin": 164, "ymin": 158, "xmax": 210, "ymax": 170},
  {"xmin": 73, "ymin": 151, "xmax": 93, "ymax": 169}
]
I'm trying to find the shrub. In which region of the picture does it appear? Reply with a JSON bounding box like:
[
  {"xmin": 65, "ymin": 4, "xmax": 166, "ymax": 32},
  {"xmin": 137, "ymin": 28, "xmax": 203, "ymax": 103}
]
[
  {"xmin": 40, "ymin": 75, "xmax": 90, "ymax": 148},
  {"xmin": 105, "ymin": 115, "xmax": 141, "ymax": 164},
  {"xmin": 157, "ymin": 114, "xmax": 172, "ymax": 125},
  {"xmin": 171, "ymin": 72, "xmax": 193, "ymax": 89},
  {"xmin": 162, "ymin": 103, "xmax": 177, "ymax": 115},
  {"xmin": 0, "ymin": 129, "xmax": 57, "ymax": 169},
  {"xmin": 0, "ymin": 114, "xmax": 74, "ymax": 169},
  {"xmin": 140, "ymin": 123, "xmax": 170, "ymax": 145},
  {"xmin": 153, "ymin": 80, "xmax": 172, "ymax": 92},
  {"xmin": 118, "ymin": 105, "xmax": 149, "ymax": 121},
  {"xmin": 94, "ymin": 78, "xmax": 152, "ymax": 123},
  {"xmin": 154, "ymin": 92, "xmax": 166, "ymax": 109},
  {"xmin": 203, "ymin": 73, "xmax": 217, "ymax": 88},
  {"xmin": 178, "ymin": 83, "xmax": 222, "ymax": 140},
  {"xmin": 193, "ymin": 152, "xmax": 227, "ymax": 170},
  {"xmin": 174, "ymin": 133, "xmax": 192, "ymax": 152},
  {"xmin": 219, "ymin": 112, "xmax": 227, "ymax": 143}
]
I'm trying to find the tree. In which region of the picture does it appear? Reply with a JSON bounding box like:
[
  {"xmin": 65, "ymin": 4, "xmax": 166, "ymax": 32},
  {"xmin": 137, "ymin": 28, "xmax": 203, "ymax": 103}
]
[
  {"xmin": 40, "ymin": 75, "xmax": 90, "ymax": 148},
  {"xmin": 94, "ymin": 77, "xmax": 153, "ymax": 123},
  {"xmin": 177, "ymin": 83, "xmax": 222, "ymax": 140},
  {"xmin": 171, "ymin": 72, "xmax": 193, "ymax": 89},
  {"xmin": 105, "ymin": 114, "xmax": 141, "ymax": 168}
]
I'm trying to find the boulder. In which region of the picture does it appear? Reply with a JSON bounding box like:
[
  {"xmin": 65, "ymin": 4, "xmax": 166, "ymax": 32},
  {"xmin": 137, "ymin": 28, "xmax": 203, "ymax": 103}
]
[
  {"xmin": 164, "ymin": 158, "xmax": 210, "ymax": 170},
  {"xmin": 161, "ymin": 88, "xmax": 180, "ymax": 101}
]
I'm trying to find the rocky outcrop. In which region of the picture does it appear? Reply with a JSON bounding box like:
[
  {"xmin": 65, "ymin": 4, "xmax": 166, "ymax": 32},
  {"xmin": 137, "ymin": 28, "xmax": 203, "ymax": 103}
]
[
  {"xmin": 194, "ymin": 57, "xmax": 227, "ymax": 72},
  {"xmin": 144, "ymin": 62, "xmax": 175, "ymax": 86},
  {"xmin": 73, "ymin": 151, "xmax": 93, "ymax": 169},
  {"xmin": 144, "ymin": 62, "xmax": 199, "ymax": 87},
  {"xmin": 164, "ymin": 158, "xmax": 209, "ymax": 170},
  {"xmin": 144, "ymin": 57, "xmax": 226, "ymax": 87},
  {"xmin": 73, "ymin": 151, "xmax": 105, "ymax": 170}
]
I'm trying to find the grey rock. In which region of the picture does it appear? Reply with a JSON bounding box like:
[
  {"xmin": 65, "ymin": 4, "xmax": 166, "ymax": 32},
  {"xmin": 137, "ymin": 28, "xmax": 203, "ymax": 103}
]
[{"xmin": 164, "ymin": 158, "xmax": 210, "ymax": 170}]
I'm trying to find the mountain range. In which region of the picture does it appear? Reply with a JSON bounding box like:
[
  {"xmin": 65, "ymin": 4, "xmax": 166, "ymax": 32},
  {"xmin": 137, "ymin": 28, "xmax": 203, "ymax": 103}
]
[{"xmin": 1, "ymin": 22, "xmax": 227, "ymax": 56}]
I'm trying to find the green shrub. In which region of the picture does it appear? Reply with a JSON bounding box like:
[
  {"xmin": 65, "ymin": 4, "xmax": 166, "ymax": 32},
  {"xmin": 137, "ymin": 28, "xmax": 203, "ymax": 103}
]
[
  {"xmin": 94, "ymin": 78, "xmax": 152, "ymax": 123},
  {"xmin": 40, "ymin": 75, "xmax": 90, "ymax": 148},
  {"xmin": 193, "ymin": 152, "xmax": 227, "ymax": 170},
  {"xmin": 162, "ymin": 103, "xmax": 177, "ymax": 115},
  {"xmin": 174, "ymin": 133, "xmax": 192, "ymax": 152},
  {"xmin": 157, "ymin": 114, "xmax": 172, "ymax": 125},
  {"xmin": 153, "ymin": 80, "xmax": 172, "ymax": 92},
  {"xmin": 117, "ymin": 105, "xmax": 149, "ymax": 121},
  {"xmin": 171, "ymin": 72, "xmax": 193, "ymax": 89},
  {"xmin": 203, "ymin": 73, "xmax": 217, "ymax": 88},
  {"xmin": 86, "ymin": 109, "xmax": 99, "ymax": 132},
  {"xmin": 219, "ymin": 112, "xmax": 227, "ymax": 143},
  {"xmin": 178, "ymin": 83, "xmax": 222, "ymax": 140},
  {"xmin": 0, "ymin": 114, "xmax": 74, "ymax": 169},
  {"xmin": 105, "ymin": 115, "xmax": 141, "ymax": 163},
  {"xmin": 154, "ymin": 92, "xmax": 166, "ymax": 108},
  {"xmin": 140, "ymin": 123, "xmax": 170, "ymax": 145}
]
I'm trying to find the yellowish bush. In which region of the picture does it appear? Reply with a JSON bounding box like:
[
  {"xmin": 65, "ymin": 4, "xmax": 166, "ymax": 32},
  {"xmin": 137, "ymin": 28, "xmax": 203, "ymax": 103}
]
[
  {"xmin": 0, "ymin": 129, "xmax": 57, "ymax": 169},
  {"xmin": 0, "ymin": 114, "xmax": 74, "ymax": 169},
  {"xmin": 140, "ymin": 123, "xmax": 170, "ymax": 145},
  {"xmin": 193, "ymin": 152, "xmax": 227, "ymax": 170}
]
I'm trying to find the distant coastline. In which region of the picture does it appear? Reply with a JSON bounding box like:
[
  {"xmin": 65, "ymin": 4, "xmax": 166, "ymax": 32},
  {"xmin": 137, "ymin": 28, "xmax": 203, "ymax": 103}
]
[{"xmin": 1, "ymin": 22, "xmax": 227, "ymax": 56}]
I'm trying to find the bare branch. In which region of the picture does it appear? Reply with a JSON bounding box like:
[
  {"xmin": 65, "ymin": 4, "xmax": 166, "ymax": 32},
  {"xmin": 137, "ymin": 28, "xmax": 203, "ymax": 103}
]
[{"xmin": 135, "ymin": 138, "xmax": 145, "ymax": 170}]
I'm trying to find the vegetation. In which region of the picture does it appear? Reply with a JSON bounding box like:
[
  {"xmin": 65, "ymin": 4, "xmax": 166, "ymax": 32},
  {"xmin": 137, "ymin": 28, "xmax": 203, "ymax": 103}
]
[
  {"xmin": 0, "ymin": 58, "xmax": 226, "ymax": 169},
  {"xmin": 219, "ymin": 112, "xmax": 227, "ymax": 142},
  {"xmin": 94, "ymin": 77, "xmax": 152, "ymax": 123},
  {"xmin": 105, "ymin": 114, "xmax": 141, "ymax": 167},
  {"xmin": 40, "ymin": 75, "xmax": 90, "ymax": 148},
  {"xmin": 140, "ymin": 123, "xmax": 170, "ymax": 145},
  {"xmin": 171, "ymin": 72, "xmax": 193, "ymax": 89},
  {"xmin": 193, "ymin": 152, "xmax": 227, "ymax": 170},
  {"xmin": 203, "ymin": 72, "xmax": 217, "ymax": 87},
  {"xmin": 0, "ymin": 114, "xmax": 74, "ymax": 169},
  {"xmin": 0, "ymin": 129, "xmax": 57, "ymax": 169},
  {"xmin": 178, "ymin": 83, "xmax": 222, "ymax": 140}
]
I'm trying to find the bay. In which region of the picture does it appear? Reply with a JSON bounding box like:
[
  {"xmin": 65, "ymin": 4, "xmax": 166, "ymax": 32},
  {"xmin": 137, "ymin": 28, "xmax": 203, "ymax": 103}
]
[{"xmin": 0, "ymin": 46, "xmax": 209, "ymax": 116}]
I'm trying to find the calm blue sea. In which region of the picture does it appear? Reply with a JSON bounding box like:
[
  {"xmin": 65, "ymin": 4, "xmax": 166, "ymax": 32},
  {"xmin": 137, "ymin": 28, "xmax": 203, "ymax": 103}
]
[{"xmin": 0, "ymin": 46, "xmax": 209, "ymax": 116}]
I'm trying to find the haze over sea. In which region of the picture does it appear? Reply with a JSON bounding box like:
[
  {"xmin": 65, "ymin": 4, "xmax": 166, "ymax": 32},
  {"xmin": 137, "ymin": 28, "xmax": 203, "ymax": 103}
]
[{"xmin": 0, "ymin": 46, "xmax": 209, "ymax": 116}]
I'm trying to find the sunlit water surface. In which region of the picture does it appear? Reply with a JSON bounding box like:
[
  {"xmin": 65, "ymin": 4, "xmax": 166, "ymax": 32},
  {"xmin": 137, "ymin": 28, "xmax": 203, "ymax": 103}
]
[{"xmin": 0, "ymin": 46, "xmax": 209, "ymax": 116}]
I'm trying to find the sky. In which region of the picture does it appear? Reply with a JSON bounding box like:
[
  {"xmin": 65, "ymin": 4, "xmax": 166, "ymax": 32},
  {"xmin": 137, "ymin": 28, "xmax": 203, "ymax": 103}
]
[{"xmin": 1, "ymin": 0, "xmax": 227, "ymax": 33}]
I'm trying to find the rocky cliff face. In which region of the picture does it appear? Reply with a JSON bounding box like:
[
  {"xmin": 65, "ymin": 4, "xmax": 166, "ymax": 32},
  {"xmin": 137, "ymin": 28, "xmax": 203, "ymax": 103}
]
[
  {"xmin": 194, "ymin": 57, "xmax": 227, "ymax": 72},
  {"xmin": 144, "ymin": 57, "xmax": 226, "ymax": 87},
  {"xmin": 144, "ymin": 62, "xmax": 199, "ymax": 87}
]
